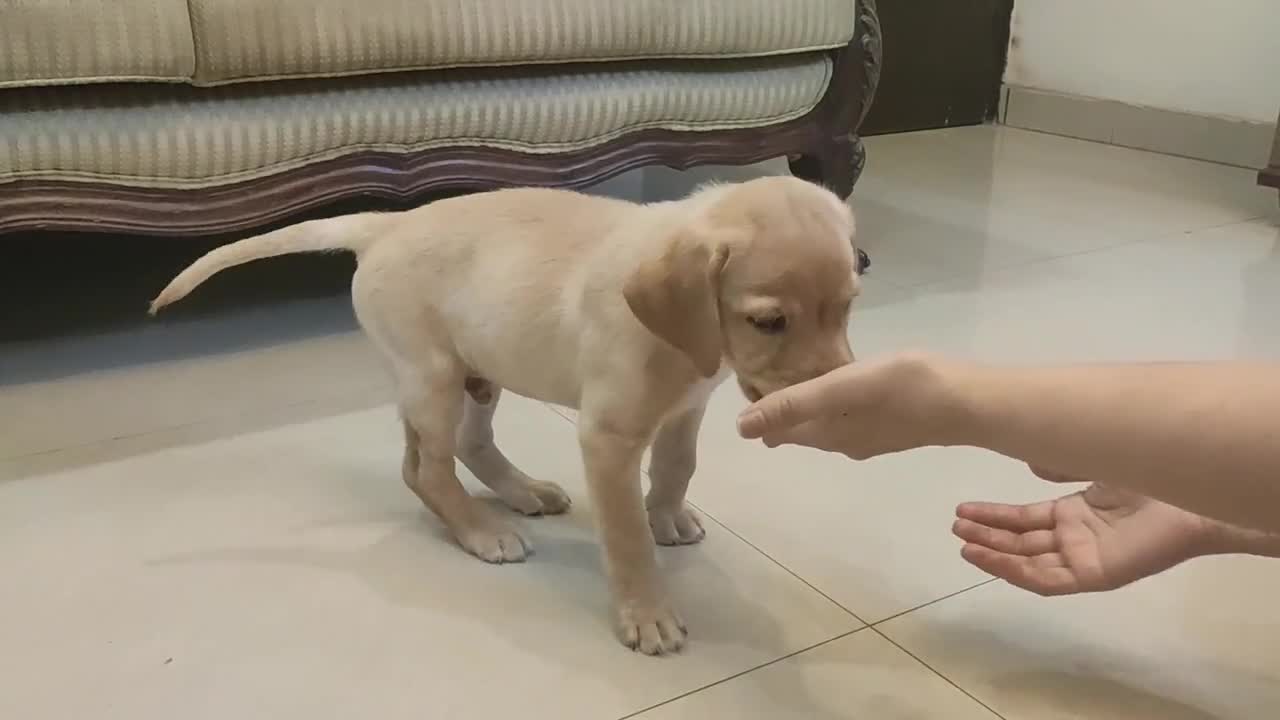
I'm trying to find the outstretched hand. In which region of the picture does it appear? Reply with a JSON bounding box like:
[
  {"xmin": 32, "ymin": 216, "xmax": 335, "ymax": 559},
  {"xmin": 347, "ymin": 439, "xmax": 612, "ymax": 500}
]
[
  {"xmin": 737, "ymin": 353, "xmax": 960, "ymax": 459},
  {"xmin": 739, "ymin": 354, "xmax": 1279, "ymax": 595},
  {"xmin": 952, "ymin": 469, "xmax": 1218, "ymax": 595}
]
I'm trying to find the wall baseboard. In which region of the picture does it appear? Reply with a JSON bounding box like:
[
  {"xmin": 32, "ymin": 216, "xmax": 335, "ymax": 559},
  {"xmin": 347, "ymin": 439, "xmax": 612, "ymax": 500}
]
[{"xmin": 1000, "ymin": 85, "xmax": 1275, "ymax": 170}]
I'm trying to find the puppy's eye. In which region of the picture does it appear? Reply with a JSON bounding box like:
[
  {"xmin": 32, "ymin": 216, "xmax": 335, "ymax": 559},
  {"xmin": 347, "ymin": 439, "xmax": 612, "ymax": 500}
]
[
  {"xmin": 855, "ymin": 248, "xmax": 871, "ymax": 276},
  {"xmin": 747, "ymin": 314, "xmax": 787, "ymax": 335}
]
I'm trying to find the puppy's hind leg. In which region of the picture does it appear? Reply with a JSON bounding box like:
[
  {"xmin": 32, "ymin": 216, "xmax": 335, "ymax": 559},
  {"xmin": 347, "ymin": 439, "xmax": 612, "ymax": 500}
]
[
  {"xmin": 398, "ymin": 364, "xmax": 532, "ymax": 563},
  {"xmin": 456, "ymin": 382, "xmax": 571, "ymax": 516}
]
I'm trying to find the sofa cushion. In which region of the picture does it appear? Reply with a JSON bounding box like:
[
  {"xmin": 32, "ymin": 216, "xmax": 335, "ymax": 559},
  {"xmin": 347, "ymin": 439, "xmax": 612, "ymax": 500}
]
[
  {"xmin": 0, "ymin": 56, "xmax": 832, "ymax": 187},
  {"xmin": 0, "ymin": 0, "xmax": 195, "ymax": 87},
  {"xmin": 188, "ymin": 0, "xmax": 856, "ymax": 85}
]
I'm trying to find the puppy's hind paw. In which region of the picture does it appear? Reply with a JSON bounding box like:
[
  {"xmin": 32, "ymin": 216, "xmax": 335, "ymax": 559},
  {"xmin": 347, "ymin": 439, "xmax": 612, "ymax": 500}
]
[{"xmin": 496, "ymin": 478, "xmax": 572, "ymax": 517}]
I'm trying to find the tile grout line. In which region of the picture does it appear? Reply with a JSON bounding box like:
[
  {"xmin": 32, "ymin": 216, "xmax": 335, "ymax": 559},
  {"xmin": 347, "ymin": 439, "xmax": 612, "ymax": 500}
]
[
  {"xmin": 1002, "ymin": 124, "xmax": 1265, "ymax": 171},
  {"xmin": 870, "ymin": 625, "xmax": 1010, "ymax": 720},
  {"xmin": 870, "ymin": 578, "xmax": 998, "ymax": 627},
  {"xmin": 614, "ymin": 575, "xmax": 1008, "ymax": 719},
  {"xmin": 890, "ymin": 213, "xmax": 1273, "ymax": 293},
  {"xmin": 614, "ymin": 628, "xmax": 867, "ymax": 720},
  {"xmin": 690, "ymin": 501, "xmax": 869, "ymax": 626}
]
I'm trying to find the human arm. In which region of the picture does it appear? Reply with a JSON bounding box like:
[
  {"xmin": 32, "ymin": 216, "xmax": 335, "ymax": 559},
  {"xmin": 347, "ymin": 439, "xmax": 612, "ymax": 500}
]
[
  {"xmin": 737, "ymin": 354, "xmax": 1280, "ymax": 534},
  {"xmin": 950, "ymin": 359, "xmax": 1280, "ymax": 534},
  {"xmin": 1203, "ymin": 516, "xmax": 1280, "ymax": 557}
]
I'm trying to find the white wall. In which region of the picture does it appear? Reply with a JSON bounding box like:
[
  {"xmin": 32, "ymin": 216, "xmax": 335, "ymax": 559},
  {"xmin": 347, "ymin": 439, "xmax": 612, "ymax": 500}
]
[{"xmin": 1005, "ymin": 0, "xmax": 1280, "ymax": 124}]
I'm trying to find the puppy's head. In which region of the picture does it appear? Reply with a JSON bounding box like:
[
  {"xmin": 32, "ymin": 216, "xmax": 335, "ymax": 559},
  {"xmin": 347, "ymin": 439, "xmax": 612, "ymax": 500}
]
[{"xmin": 624, "ymin": 176, "xmax": 859, "ymax": 400}]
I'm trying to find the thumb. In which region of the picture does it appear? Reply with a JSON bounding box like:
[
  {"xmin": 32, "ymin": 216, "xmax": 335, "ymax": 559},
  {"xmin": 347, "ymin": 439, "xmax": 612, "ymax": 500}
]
[
  {"xmin": 760, "ymin": 418, "xmax": 830, "ymax": 450},
  {"xmin": 737, "ymin": 378, "xmax": 841, "ymax": 439}
]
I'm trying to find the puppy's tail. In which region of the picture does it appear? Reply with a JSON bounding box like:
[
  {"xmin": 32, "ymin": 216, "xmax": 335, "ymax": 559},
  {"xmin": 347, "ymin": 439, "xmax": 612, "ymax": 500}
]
[{"xmin": 149, "ymin": 213, "xmax": 388, "ymax": 314}]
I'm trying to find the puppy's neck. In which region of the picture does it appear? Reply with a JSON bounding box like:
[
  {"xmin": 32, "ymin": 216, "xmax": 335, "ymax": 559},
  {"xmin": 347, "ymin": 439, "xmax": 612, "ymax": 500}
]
[{"xmin": 642, "ymin": 182, "xmax": 732, "ymax": 231}]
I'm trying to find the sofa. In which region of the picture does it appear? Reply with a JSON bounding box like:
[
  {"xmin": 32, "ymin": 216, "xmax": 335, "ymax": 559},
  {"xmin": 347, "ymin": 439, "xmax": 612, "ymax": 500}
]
[{"xmin": 0, "ymin": 0, "xmax": 882, "ymax": 236}]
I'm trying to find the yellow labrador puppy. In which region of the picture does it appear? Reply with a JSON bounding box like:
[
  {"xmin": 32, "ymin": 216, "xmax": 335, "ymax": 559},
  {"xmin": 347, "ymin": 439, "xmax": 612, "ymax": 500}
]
[{"xmin": 151, "ymin": 176, "xmax": 860, "ymax": 655}]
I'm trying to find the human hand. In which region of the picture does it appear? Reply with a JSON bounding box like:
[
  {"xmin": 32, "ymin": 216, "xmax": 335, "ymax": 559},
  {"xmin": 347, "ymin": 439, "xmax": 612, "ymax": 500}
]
[
  {"xmin": 737, "ymin": 353, "xmax": 964, "ymax": 459},
  {"xmin": 952, "ymin": 471, "xmax": 1220, "ymax": 595}
]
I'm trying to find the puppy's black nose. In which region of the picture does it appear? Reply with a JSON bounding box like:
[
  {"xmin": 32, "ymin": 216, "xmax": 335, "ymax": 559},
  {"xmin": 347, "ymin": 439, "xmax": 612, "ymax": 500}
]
[{"xmin": 855, "ymin": 248, "xmax": 871, "ymax": 275}]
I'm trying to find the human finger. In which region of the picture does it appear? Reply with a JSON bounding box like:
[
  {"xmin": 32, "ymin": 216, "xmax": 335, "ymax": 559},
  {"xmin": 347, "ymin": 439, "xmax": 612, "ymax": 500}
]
[
  {"xmin": 952, "ymin": 519, "xmax": 1057, "ymax": 556},
  {"xmin": 960, "ymin": 545, "xmax": 1079, "ymax": 596},
  {"xmin": 738, "ymin": 373, "xmax": 852, "ymax": 439},
  {"xmin": 758, "ymin": 417, "xmax": 842, "ymax": 450},
  {"xmin": 955, "ymin": 500, "xmax": 1056, "ymax": 533}
]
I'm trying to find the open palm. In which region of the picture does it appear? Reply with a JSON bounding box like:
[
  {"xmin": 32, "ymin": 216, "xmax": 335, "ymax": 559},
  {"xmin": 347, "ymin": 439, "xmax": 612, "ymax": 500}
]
[{"xmin": 952, "ymin": 473, "xmax": 1214, "ymax": 595}]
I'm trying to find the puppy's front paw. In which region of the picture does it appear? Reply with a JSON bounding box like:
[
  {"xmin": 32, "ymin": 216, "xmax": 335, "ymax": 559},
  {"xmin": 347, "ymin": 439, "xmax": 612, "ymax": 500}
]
[
  {"xmin": 456, "ymin": 517, "xmax": 532, "ymax": 564},
  {"xmin": 648, "ymin": 503, "xmax": 706, "ymax": 546},
  {"xmin": 616, "ymin": 601, "xmax": 687, "ymax": 655}
]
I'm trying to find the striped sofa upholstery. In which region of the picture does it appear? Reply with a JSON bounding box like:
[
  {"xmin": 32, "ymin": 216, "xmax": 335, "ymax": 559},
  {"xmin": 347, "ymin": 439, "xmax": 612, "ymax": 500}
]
[
  {"xmin": 187, "ymin": 0, "xmax": 858, "ymax": 85},
  {"xmin": 0, "ymin": 0, "xmax": 879, "ymax": 234},
  {"xmin": 0, "ymin": 58, "xmax": 833, "ymax": 187},
  {"xmin": 0, "ymin": 1, "xmax": 195, "ymax": 87}
]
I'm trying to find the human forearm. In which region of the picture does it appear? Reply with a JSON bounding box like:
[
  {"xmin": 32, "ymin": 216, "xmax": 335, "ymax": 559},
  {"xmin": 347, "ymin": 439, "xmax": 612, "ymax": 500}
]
[
  {"xmin": 939, "ymin": 361, "xmax": 1280, "ymax": 534},
  {"xmin": 1205, "ymin": 520, "xmax": 1280, "ymax": 557}
]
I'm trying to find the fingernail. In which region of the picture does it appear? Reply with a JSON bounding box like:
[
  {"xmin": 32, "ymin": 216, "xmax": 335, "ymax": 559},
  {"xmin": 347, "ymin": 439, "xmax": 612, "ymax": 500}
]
[{"xmin": 737, "ymin": 410, "xmax": 762, "ymax": 437}]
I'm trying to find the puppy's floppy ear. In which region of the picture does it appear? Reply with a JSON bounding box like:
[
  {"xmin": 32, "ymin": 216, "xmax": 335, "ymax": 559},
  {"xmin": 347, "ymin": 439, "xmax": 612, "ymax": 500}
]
[{"xmin": 624, "ymin": 230, "xmax": 730, "ymax": 378}]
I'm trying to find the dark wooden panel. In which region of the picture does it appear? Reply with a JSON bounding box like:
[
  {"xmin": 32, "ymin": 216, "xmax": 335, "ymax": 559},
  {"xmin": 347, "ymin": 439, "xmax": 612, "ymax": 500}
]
[
  {"xmin": 1260, "ymin": 167, "xmax": 1280, "ymax": 190},
  {"xmin": 862, "ymin": 0, "xmax": 1013, "ymax": 135}
]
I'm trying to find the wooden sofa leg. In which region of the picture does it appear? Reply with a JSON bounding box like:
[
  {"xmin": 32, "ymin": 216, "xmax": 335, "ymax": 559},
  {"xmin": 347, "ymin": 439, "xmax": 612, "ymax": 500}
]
[
  {"xmin": 789, "ymin": 0, "xmax": 881, "ymax": 200},
  {"xmin": 788, "ymin": 135, "xmax": 867, "ymax": 200}
]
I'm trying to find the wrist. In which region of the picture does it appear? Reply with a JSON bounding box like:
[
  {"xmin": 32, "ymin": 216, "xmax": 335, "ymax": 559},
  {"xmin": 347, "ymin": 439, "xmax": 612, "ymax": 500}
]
[
  {"xmin": 889, "ymin": 352, "xmax": 982, "ymax": 448},
  {"xmin": 1200, "ymin": 517, "xmax": 1280, "ymax": 558},
  {"xmin": 924, "ymin": 358, "xmax": 1060, "ymax": 455}
]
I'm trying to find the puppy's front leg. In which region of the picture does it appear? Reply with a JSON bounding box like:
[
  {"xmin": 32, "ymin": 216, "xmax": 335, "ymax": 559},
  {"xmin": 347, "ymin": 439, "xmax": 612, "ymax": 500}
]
[
  {"xmin": 646, "ymin": 403, "xmax": 708, "ymax": 546},
  {"xmin": 579, "ymin": 416, "xmax": 686, "ymax": 655}
]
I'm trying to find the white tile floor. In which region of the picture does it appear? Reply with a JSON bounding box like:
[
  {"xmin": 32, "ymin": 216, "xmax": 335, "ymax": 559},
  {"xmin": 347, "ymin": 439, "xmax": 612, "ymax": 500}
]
[{"xmin": 3, "ymin": 126, "xmax": 1279, "ymax": 719}]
